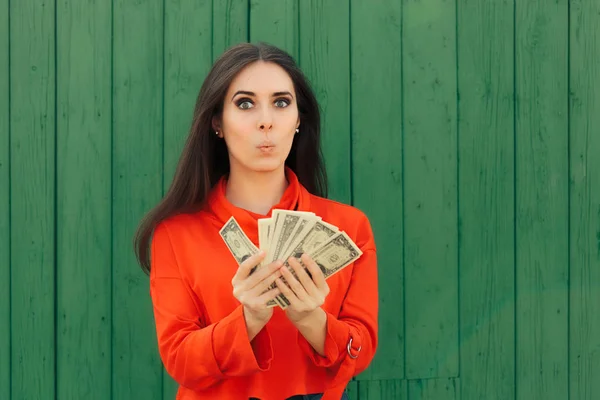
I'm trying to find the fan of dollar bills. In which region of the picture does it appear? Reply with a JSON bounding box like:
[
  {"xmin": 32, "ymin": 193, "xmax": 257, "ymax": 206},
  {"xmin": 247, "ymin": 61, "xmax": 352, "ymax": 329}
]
[{"xmin": 219, "ymin": 209, "xmax": 363, "ymax": 308}]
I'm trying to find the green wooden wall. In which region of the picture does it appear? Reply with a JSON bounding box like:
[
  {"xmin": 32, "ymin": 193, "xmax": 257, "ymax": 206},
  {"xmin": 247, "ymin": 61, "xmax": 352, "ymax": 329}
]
[{"xmin": 2, "ymin": 0, "xmax": 600, "ymax": 399}]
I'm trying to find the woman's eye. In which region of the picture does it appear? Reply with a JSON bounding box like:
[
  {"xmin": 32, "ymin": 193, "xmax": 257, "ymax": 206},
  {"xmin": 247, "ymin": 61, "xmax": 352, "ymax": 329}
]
[
  {"xmin": 237, "ymin": 100, "xmax": 253, "ymax": 110},
  {"xmin": 275, "ymin": 98, "xmax": 290, "ymax": 108}
]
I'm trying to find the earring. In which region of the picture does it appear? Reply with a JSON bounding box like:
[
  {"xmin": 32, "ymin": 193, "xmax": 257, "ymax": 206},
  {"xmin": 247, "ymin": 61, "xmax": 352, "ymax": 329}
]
[
  {"xmin": 295, "ymin": 128, "xmax": 299, "ymax": 133},
  {"xmin": 215, "ymin": 130, "xmax": 219, "ymax": 136}
]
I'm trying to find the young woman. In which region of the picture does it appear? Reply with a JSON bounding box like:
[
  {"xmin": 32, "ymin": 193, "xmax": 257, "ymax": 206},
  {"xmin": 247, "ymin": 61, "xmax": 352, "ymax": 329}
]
[{"xmin": 134, "ymin": 42, "xmax": 379, "ymax": 400}]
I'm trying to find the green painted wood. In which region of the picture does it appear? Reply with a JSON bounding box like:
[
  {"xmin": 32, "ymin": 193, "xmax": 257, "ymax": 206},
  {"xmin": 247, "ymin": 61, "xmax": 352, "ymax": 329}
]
[
  {"xmin": 515, "ymin": 1, "xmax": 569, "ymax": 399},
  {"xmin": 299, "ymin": 0, "xmax": 351, "ymax": 204},
  {"xmin": 249, "ymin": 0, "xmax": 298, "ymax": 61},
  {"xmin": 569, "ymin": 0, "xmax": 600, "ymax": 398},
  {"xmin": 213, "ymin": 0, "xmax": 249, "ymax": 63},
  {"xmin": 112, "ymin": 0, "xmax": 164, "ymax": 398},
  {"xmin": 9, "ymin": 0, "xmax": 56, "ymax": 398},
  {"xmin": 350, "ymin": 0, "xmax": 403, "ymax": 381},
  {"xmin": 0, "ymin": 0, "xmax": 9, "ymax": 397},
  {"xmin": 347, "ymin": 380, "xmax": 359, "ymax": 400},
  {"xmin": 56, "ymin": 1, "xmax": 112, "ymax": 399},
  {"xmin": 457, "ymin": 1, "xmax": 516, "ymax": 399},
  {"xmin": 358, "ymin": 379, "xmax": 407, "ymax": 400},
  {"xmin": 162, "ymin": 0, "xmax": 214, "ymax": 397},
  {"xmin": 402, "ymin": 0, "xmax": 459, "ymax": 379},
  {"xmin": 408, "ymin": 377, "xmax": 459, "ymax": 400}
]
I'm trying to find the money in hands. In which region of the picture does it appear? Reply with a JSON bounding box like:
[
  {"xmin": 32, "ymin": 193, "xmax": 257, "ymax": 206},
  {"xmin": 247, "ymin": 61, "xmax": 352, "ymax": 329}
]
[{"xmin": 219, "ymin": 210, "xmax": 363, "ymax": 309}]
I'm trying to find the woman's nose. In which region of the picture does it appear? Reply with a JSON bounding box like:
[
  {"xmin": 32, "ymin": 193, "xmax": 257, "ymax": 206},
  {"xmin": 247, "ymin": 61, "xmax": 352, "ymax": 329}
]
[{"xmin": 258, "ymin": 108, "xmax": 273, "ymax": 131}]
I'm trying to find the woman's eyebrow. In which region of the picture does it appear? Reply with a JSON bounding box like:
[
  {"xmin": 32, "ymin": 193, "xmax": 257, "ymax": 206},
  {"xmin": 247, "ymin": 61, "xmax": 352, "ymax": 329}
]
[{"xmin": 231, "ymin": 90, "xmax": 294, "ymax": 100}]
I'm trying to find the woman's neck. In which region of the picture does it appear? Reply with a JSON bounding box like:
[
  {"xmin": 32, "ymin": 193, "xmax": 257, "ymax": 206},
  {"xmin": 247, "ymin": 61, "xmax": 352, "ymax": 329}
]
[{"xmin": 225, "ymin": 165, "xmax": 288, "ymax": 216}]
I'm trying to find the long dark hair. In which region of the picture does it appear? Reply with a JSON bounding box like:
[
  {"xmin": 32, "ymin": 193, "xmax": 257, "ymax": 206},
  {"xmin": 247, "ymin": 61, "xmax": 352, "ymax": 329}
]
[{"xmin": 134, "ymin": 42, "xmax": 328, "ymax": 275}]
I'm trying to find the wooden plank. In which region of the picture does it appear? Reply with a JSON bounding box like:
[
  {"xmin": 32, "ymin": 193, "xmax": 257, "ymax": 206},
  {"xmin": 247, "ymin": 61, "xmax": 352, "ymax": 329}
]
[
  {"xmin": 408, "ymin": 377, "xmax": 459, "ymax": 400},
  {"xmin": 213, "ymin": 0, "xmax": 248, "ymax": 62},
  {"xmin": 457, "ymin": 1, "xmax": 516, "ymax": 399},
  {"xmin": 346, "ymin": 380, "xmax": 359, "ymax": 400},
  {"xmin": 515, "ymin": 1, "xmax": 569, "ymax": 399},
  {"xmin": 358, "ymin": 379, "xmax": 407, "ymax": 400},
  {"xmin": 112, "ymin": 0, "xmax": 164, "ymax": 398},
  {"xmin": 9, "ymin": 0, "xmax": 56, "ymax": 397},
  {"xmin": 249, "ymin": 0, "xmax": 298, "ymax": 60},
  {"xmin": 0, "ymin": 0, "xmax": 9, "ymax": 396},
  {"xmin": 299, "ymin": 0, "xmax": 351, "ymax": 203},
  {"xmin": 55, "ymin": 0, "xmax": 112, "ymax": 398},
  {"xmin": 569, "ymin": 0, "xmax": 600, "ymax": 398},
  {"xmin": 402, "ymin": 0, "xmax": 458, "ymax": 379},
  {"xmin": 162, "ymin": 0, "xmax": 213, "ymax": 397},
  {"xmin": 350, "ymin": 0, "xmax": 403, "ymax": 380}
]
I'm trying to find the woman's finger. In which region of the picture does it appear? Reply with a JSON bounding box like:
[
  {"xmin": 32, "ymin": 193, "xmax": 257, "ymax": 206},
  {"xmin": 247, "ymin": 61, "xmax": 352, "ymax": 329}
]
[
  {"xmin": 301, "ymin": 253, "xmax": 327, "ymax": 291},
  {"xmin": 288, "ymin": 257, "xmax": 318, "ymax": 296},
  {"xmin": 232, "ymin": 251, "xmax": 265, "ymax": 284},
  {"xmin": 274, "ymin": 277, "xmax": 299, "ymax": 306},
  {"xmin": 256, "ymin": 286, "xmax": 282, "ymax": 306},
  {"xmin": 280, "ymin": 264, "xmax": 308, "ymax": 301},
  {"xmin": 253, "ymin": 268, "xmax": 283, "ymax": 297},
  {"xmin": 245, "ymin": 259, "xmax": 283, "ymax": 290}
]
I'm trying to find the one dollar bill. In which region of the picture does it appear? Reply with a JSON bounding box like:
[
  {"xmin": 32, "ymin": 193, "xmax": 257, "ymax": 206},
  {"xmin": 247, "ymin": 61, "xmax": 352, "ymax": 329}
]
[
  {"xmin": 276, "ymin": 231, "xmax": 363, "ymax": 308},
  {"xmin": 219, "ymin": 216, "xmax": 278, "ymax": 308}
]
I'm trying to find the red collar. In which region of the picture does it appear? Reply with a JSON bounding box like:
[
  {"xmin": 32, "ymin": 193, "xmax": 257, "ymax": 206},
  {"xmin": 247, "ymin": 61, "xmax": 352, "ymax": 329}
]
[{"xmin": 206, "ymin": 167, "xmax": 312, "ymax": 243}]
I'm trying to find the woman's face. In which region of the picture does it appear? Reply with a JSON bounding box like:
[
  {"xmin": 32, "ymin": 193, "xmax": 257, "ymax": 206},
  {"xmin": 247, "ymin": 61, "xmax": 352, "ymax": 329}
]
[{"xmin": 214, "ymin": 61, "xmax": 300, "ymax": 174}]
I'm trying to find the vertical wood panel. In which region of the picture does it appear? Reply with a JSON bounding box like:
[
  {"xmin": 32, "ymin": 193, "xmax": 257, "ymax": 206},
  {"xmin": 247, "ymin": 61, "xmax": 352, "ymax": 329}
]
[
  {"xmin": 408, "ymin": 377, "xmax": 459, "ymax": 400},
  {"xmin": 249, "ymin": 0, "xmax": 298, "ymax": 60},
  {"xmin": 213, "ymin": 0, "xmax": 248, "ymax": 62},
  {"xmin": 350, "ymin": 0, "xmax": 403, "ymax": 381},
  {"xmin": 56, "ymin": 0, "xmax": 112, "ymax": 398},
  {"xmin": 112, "ymin": 0, "xmax": 164, "ymax": 398},
  {"xmin": 162, "ymin": 0, "xmax": 213, "ymax": 397},
  {"xmin": 299, "ymin": 0, "xmax": 351, "ymax": 204},
  {"xmin": 457, "ymin": 1, "xmax": 516, "ymax": 399},
  {"xmin": 0, "ymin": 0, "xmax": 9, "ymax": 397},
  {"xmin": 358, "ymin": 379, "xmax": 407, "ymax": 400},
  {"xmin": 346, "ymin": 380, "xmax": 359, "ymax": 400},
  {"xmin": 164, "ymin": 0, "xmax": 212, "ymax": 189},
  {"xmin": 9, "ymin": 0, "xmax": 56, "ymax": 398},
  {"xmin": 570, "ymin": 0, "xmax": 600, "ymax": 398},
  {"xmin": 403, "ymin": 0, "xmax": 459, "ymax": 379},
  {"xmin": 515, "ymin": 1, "xmax": 569, "ymax": 398}
]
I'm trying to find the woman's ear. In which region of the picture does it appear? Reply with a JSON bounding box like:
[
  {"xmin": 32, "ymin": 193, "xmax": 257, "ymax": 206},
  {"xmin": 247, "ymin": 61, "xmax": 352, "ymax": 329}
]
[{"xmin": 211, "ymin": 115, "xmax": 221, "ymax": 134}]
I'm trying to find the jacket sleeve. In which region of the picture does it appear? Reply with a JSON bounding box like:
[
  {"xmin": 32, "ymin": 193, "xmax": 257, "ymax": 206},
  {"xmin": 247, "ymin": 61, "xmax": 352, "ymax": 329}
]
[
  {"xmin": 297, "ymin": 212, "xmax": 379, "ymax": 377},
  {"xmin": 149, "ymin": 222, "xmax": 273, "ymax": 391}
]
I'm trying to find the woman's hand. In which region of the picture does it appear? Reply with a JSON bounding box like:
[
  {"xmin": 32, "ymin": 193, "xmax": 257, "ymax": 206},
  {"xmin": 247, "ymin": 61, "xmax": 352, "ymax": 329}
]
[
  {"xmin": 231, "ymin": 251, "xmax": 283, "ymax": 337},
  {"xmin": 275, "ymin": 253, "xmax": 330, "ymax": 324}
]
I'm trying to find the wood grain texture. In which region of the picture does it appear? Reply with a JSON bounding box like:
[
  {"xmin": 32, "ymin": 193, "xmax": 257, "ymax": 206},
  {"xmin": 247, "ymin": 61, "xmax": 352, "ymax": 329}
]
[
  {"xmin": 0, "ymin": 0, "xmax": 9, "ymax": 397},
  {"xmin": 299, "ymin": 0, "xmax": 351, "ymax": 204},
  {"xmin": 213, "ymin": 0, "xmax": 248, "ymax": 61},
  {"xmin": 112, "ymin": 0, "xmax": 164, "ymax": 398},
  {"xmin": 350, "ymin": 0, "xmax": 404, "ymax": 381},
  {"xmin": 569, "ymin": 0, "xmax": 600, "ymax": 398},
  {"xmin": 9, "ymin": 0, "xmax": 56, "ymax": 397},
  {"xmin": 163, "ymin": 0, "xmax": 213, "ymax": 397},
  {"xmin": 515, "ymin": 1, "xmax": 569, "ymax": 399},
  {"xmin": 457, "ymin": 0, "xmax": 516, "ymax": 399},
  {"xmin": 358, "ymin": 379, "xmax": 407, "ymax": 400},
  {"xmin": 249, "ymin": 0, "xmax": 298, "ymax": 60},
  {"xmin": 346, "ymin": 380, "xmax": 359, "ymax": 400},
  {"xmin": 402, "ymin": 0, "xmax": 459, "ymax": 379},
  {"xmin": 408, "ymin": 377, "xmax": 459, "ymax": 400},
  {"xmin": 56, "ymin": 0, "xmax": 112, "ymax": 398}
]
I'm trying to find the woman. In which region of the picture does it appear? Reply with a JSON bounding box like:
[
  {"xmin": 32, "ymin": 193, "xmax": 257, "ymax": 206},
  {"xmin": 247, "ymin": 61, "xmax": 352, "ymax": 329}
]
[{"xmin": 134, "ymin": 42, "xmax": 379, "ymax": 400}]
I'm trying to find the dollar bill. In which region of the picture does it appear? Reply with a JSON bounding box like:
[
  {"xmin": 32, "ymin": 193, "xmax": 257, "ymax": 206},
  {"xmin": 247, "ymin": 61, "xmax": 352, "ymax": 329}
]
[
  {"xmin": 219, "ymin": 216, "xmax": 259, "ymax": 265},
  {"xmin": 219, "ymin": 216, "xmax": 278, "ymax": 308},
  {"xmin": 276, "ymin": 231, "xmax": 363, "ymax": 308},
  {"xmin": 284, "ymin": 220, "xmax": 339, "ymax": 260}
]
